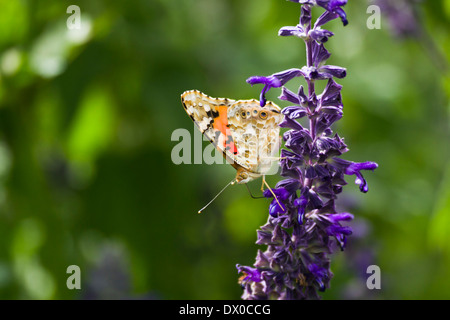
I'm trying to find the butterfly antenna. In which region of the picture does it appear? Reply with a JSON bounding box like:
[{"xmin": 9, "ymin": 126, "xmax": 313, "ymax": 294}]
[
  {"xmin": 245, "ymin": 184, "xmax": 265, "ymax": 199},
  {"xmin": 198, "ymin": 179, "xmax": 236, "ymax": 214}
]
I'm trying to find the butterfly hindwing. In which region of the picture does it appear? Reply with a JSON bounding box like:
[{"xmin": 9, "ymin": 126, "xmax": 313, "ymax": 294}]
[{"xmin": 227, "ymin": 100, "xmax": 282, "ymax": 174}]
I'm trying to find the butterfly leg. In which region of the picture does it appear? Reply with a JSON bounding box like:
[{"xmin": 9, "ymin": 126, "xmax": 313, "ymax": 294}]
[
  {"xmin": 262, "ymin": 175, "xmax": 285, "ymax": 212},
  {"xmin": 245, "ymin": 184, "xmax": 265, "ymax": 199}
]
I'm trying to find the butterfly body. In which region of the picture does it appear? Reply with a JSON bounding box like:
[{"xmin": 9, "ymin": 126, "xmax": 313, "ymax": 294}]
[{"xmin": 181, "ymin": 90, "xmax": 282, "ymax": 184}]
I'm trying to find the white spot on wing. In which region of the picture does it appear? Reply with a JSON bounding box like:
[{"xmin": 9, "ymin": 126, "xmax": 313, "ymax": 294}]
[{"xmin": 198, "ymin": 119, "xmax": 209, "ymax": 132}]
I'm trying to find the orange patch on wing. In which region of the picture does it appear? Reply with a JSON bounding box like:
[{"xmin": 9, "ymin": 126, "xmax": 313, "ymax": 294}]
[
  {"xmin": 212, "ymin": 106, "xmax": 228, "ymax": 135},
  {"xmin": 225, "ymin": 137, "xmax": 238, "ymax": 155},
  {"xmin": 213, "ymin": 106, "xmax": 238, "ymax": 155}
]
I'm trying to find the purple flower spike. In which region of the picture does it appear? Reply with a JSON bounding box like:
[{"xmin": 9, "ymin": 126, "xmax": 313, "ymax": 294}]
[
  {"xmin": 312, "ymin": 43, "xmax": 331, "ymax": 67},
  {"xmin": 328, "ymin": 212, "xmax": 354, "ymax": 223},
  {"xmin": 288, "ymin": 0, "xmax": 315, "ymax": 4},
  {"xmin": 279, "ymin": 86, "xmax": 301, "ymax": 104},
  {"xmin": 332, "ymin": 159, "xmax": 378, "ymax": 193},
  {"xmin": 264, "ymin": 187, "xmax": 290, "ymax": 217},
  {"xmin": 247, "ymin": 76, "xmax": 281, "ymax": 107},
  {"xmin": 318, "ymin": 65, "xmax": 347, "ymax": 79},
  {"xmin": 318, "ymin": 78, "xmax": 343, "ymax": 110},
  {"xmin": 263, "ymin": 187, "xmax": 290, "ymax": 200},
  {"xmin": 282, "ymin": 106, "xmax": 308, "ymax": 120},
  {"xmin": 269, "ymin": 200, "xmax": 286, "ymax": 217},
  {"xmin": 279, "ymin": 25, "xmax": 306, "ymax": 38},
  {"xmin": 247, "ymin": 69, "xmax": 304, "ymax": 106},
  {"xmin": 236, "ymin": 265, "xmax": 262, "ymax": 282},
  {"xmin": 316, "ymin": 0, "xmax": 348, "ymax": 26},
  {"xmin": 309, "ymin": 28, "xmax": 334, "ymax": 43},
  {"xmin": 326, "ymin": 224, "xmax": 352, "ymax": 237},
  {"xmin": 294, "ymin": 195, "xmax": 308, "ymax": 224},
  {"xmin": 238, "ymin": 0, "xmax": 377, "ymax": 300},
  {"xmin": 346, "ymin": 162, "xmax": 378, "ymax": 193},
  {"xmin": 308, "ymin": 263, "xmax": 328, "ymax": 291}
]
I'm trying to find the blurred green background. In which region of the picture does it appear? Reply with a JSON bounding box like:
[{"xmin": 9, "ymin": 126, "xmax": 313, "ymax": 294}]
[{"xmin": 0, "ymin": 0, "xmax": 448, "ymax": 299}]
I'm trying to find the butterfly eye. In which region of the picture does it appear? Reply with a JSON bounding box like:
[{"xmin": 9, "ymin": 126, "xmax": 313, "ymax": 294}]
[
  {"xmin": 239, "ymin": 171, "xmax": 249, "ymax": 180},
  {"xmin": 259, "ymin": 111, "xmax": 268, "ymax": 119}
]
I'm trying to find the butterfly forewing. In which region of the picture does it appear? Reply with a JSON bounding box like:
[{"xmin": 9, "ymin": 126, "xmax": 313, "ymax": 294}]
[{"xmin": 181, "ymin": 90, "xmax": 238, "ymax": 157}]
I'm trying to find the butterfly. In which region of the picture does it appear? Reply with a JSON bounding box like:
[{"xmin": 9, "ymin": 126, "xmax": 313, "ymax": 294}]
[{"xmin": 181, "ymin": 90, "xmax": 284, "ymax": 212}]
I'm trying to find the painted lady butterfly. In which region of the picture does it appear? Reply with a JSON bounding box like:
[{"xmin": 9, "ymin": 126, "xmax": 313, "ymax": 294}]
[{"xmin": 181, "ymin": 90, "xmax": 283, "ymax": 188}]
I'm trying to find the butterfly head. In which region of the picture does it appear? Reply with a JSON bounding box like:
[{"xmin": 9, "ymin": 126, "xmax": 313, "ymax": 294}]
[{"xmin": 235, "ymin": 168, "xmax": 259, "ymax": 184}]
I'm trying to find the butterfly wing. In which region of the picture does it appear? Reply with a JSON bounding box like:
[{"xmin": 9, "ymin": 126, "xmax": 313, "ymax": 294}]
[
  {"xmin": 181, "ymin": 90, "xmax": 282, "ymax": 183},
  {"xmin": 227, "ymin": 100, "xmax": 283, "ymax": 176}
]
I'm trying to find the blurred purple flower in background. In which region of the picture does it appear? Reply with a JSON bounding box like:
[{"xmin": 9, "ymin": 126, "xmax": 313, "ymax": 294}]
[
  {"xmin": 375, "ymin": 0, "xmax": 448, "ymax": 72},
  {"xmin": 374, "ymin": 0, "xmax": 422, "ymax": 39}
]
